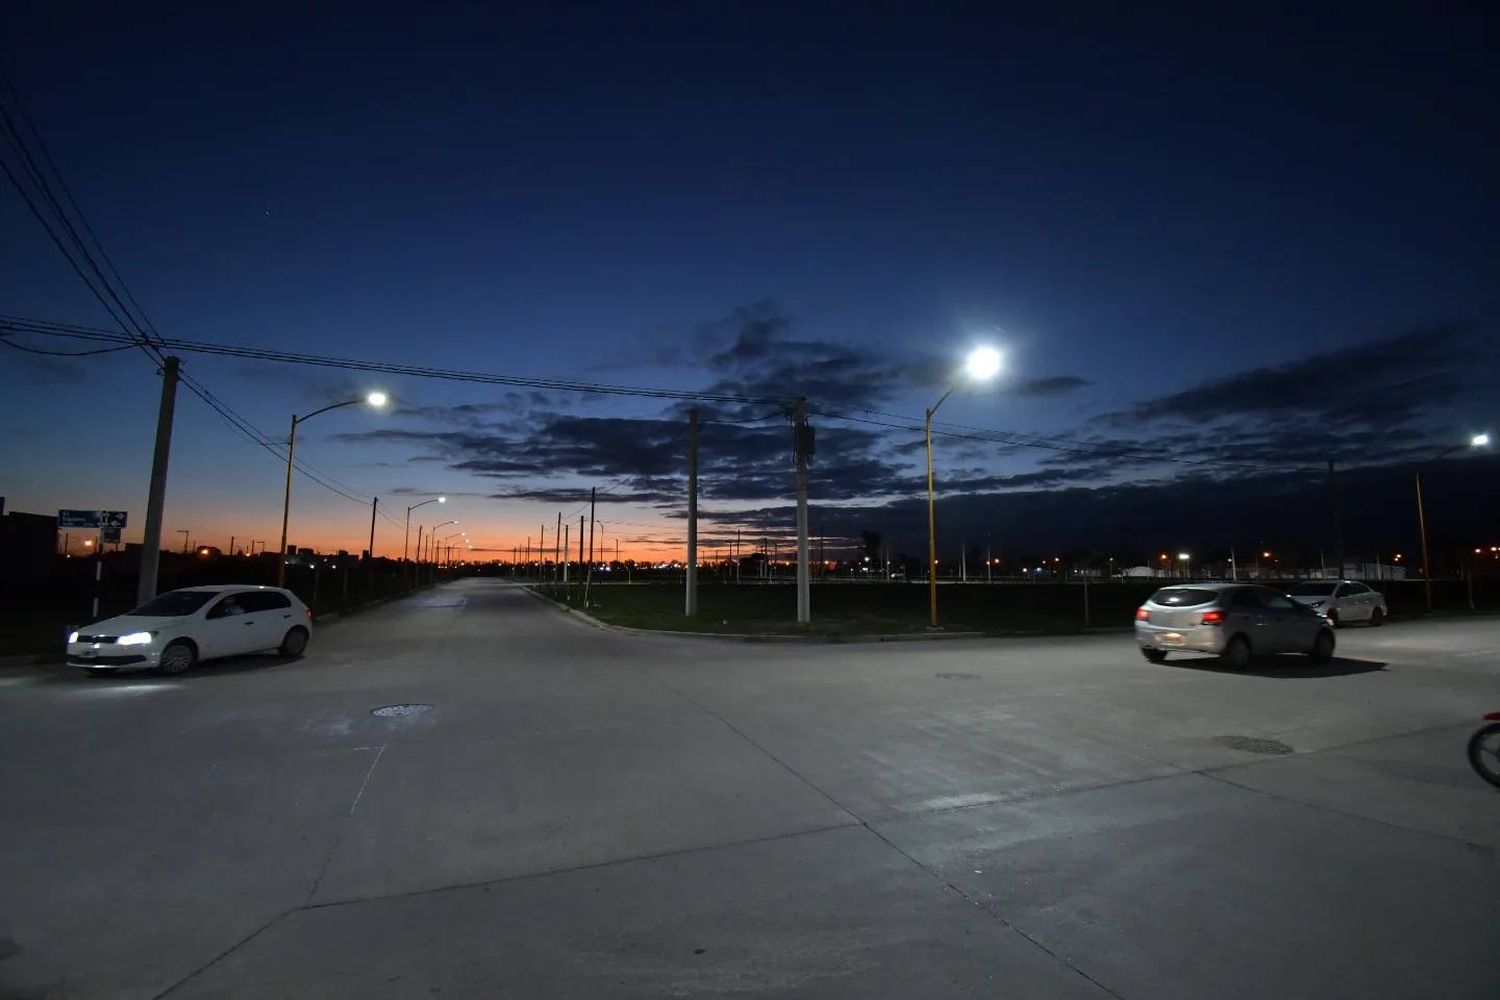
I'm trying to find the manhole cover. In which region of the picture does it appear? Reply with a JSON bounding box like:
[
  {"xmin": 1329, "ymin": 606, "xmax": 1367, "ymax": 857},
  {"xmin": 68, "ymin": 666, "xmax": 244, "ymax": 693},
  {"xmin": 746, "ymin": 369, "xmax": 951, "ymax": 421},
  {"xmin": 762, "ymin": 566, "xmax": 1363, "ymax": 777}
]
[
  {"xmin": 936, "ymin": 672, "xmax": 981, "ymax": 681},
  {"xmin": 371, "ymin": 703, "xmax": 433, "ymax": 718},
  {"xmin": 1214, "ymin": 735, "xmax": 1294, "ymax": 755}
]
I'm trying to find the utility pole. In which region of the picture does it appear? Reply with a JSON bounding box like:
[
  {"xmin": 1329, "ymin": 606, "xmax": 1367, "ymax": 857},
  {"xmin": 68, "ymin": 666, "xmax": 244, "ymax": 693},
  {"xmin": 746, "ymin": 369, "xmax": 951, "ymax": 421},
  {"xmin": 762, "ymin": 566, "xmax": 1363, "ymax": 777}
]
[
  {"xmin": 685, "ymin": 408, "xmax": 699, "ymax": 616},
  {"xmin": 137, "ymin": 356, "xmax": 180, "ymax": 604},
  {"xmin": 1327, "ymin": 458, "xmax": 1344, "ymax": 579},
  {"xmin": 178, "ymin": 529, "xmax": 190, "ymax": 554},
  {"xmin": 368, "ymin": 496, "xmax": 378, "ymax": 562},
  {"xmin": 794, "ymin": 398, "xmax": 811, "ymax": 623},
  {"xmin": 986, "ymin": 540, "xmax": 992, "ymax": 584},
  {"xmin": 540, "ymin": 524, "xmax": 546, "ymax": 577},
  {"xmin": 555, "ymin": 512, "xmax": 562, "ymax": 582},
  {"xmin": 584, "ymin": 487, "xmax": 597, "ymax": 607},
  {"xmin": 563, "ymin": 522, "xmax": 570, "ymax": 582},
  {"xmin": 578, "ymin": 514, "xmax": 585, "ymax": 586},
  {"xmin": 229, "ymin": 535, "xmax": 236, "ymax": 558},
  {"xmin": 736, "ymin": 528, "xmax": 742, "ymax": 584}
]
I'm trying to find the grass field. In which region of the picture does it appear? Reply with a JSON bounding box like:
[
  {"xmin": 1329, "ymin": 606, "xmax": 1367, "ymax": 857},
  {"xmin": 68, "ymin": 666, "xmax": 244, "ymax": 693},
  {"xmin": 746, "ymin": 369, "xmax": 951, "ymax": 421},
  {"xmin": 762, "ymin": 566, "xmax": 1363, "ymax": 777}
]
[{"xmin": 532, "ymin": 580, "xmax": 1155, "ymax": 636}]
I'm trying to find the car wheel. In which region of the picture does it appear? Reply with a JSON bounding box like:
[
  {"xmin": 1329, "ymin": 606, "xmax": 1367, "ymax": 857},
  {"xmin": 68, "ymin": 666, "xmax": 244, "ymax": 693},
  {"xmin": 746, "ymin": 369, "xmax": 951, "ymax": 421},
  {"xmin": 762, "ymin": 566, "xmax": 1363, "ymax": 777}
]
[
  {"xmin": 1141, "ymin": 648, "xmax": 1168, "ymax": 664},
  {"xmin": 158, "ymin": 640, "xmax": 196, "ymax": 675},
  {"xmin": 1220, "ymin": 636, "xmax": 1252, "ymax": 670},
  {"xmin": 1369, "ymin": 607, "xmax": 1385, "ymax": 627},
  {"xmin": 1309, "ymin": 630, "xmax": 1335, "ymax": 664},
  {"xmin": 279, "ymin": 627, "xmax": 309, "ymax": 658}
]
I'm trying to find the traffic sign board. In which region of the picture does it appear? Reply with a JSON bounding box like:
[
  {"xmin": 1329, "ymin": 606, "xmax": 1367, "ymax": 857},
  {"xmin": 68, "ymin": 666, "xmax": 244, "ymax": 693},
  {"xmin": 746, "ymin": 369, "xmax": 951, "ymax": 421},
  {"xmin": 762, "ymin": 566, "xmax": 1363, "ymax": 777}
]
[
  {"xmin": 102, "ymin": 510, "xmax": 127, "ymax": 529},
  {"xmin": 58, "ymin": 509, "xmax": 101, "ymax": 528}
]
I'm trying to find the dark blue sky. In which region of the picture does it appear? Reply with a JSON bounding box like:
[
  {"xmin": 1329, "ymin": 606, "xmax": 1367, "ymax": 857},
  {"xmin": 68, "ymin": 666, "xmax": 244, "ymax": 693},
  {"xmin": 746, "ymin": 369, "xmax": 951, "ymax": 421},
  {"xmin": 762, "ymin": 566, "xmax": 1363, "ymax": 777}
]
[{"xmin": 2, "ymin": 3, "xmax": 1495, "ymax": 560}]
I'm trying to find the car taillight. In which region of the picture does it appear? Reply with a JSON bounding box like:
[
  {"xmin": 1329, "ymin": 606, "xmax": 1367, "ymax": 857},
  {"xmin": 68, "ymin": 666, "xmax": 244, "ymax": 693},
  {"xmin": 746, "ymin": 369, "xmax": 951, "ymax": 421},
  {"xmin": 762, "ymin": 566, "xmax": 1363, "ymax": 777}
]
[
  {"xmin": 1201, "ymin": 609, "xmax": 1225, "ymax": 624},
  {"xmin": 1135, "ymin": 607, "xmax": 1150, "ymax": 621},
  {"xmin": 306, "ymin": 608, "xmax": 313, "ymax": 620}
]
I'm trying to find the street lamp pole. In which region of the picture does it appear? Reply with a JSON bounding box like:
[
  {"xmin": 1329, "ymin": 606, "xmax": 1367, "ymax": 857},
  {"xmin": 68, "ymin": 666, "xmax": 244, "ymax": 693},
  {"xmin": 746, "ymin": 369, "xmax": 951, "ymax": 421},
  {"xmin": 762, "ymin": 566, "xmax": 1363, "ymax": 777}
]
[
  {"xmin": 277, "ymin": 391, "xmax": 388, "ymax": 587},
  {"xmin": 1415, "ymin": 433, "xmax": 1489, "ymax": 612},
  {"xmin": 404, "ymin": 496, "xmax": 445, "ymax": 583},
  {"xmin": 925, "ymin": 346, "xmax": 1002, "ymax": 628}
]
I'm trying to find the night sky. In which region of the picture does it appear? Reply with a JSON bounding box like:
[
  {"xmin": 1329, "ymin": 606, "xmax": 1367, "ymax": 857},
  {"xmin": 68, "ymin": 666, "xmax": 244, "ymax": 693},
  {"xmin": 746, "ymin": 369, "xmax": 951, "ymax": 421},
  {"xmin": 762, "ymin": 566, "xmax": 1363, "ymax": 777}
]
[{"xmin": 2, "ymin": 4, "xmax": 1496, "ymax": 565}]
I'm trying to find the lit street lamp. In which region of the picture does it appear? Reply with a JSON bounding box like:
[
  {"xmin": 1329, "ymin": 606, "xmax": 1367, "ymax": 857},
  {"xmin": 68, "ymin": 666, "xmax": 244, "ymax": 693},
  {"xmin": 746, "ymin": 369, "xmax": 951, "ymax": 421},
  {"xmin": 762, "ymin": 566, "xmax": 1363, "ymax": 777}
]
[
  {"xmin": 277, "ymin": 391, "xmax": 388, "ymax": 586},
  {"xmin": 926, "ymin": 345, "xmax": 1002, "ymax": 627},
  {"xmin": 405, "ymin": 496, "xmax": 446, "ymax": 576},
  {"xmin": 1415, "ymin": 432, "xmax": 1490, "ymax": 610}
]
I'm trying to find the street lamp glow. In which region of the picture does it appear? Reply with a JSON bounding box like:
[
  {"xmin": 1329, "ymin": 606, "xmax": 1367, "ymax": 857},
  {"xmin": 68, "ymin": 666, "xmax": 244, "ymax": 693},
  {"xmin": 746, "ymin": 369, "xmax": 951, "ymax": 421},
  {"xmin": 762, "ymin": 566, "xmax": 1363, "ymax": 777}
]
[
  {"xmin": 964, "ymin": 346, "xmax": 1002, "ymax": 382},
  {"xmin": 438, "ymin": 496, "xmax": 447, "ymax": 503},
  {"xmin": 1177, "ymin": 552, "xmax": 1190, "ymax": 561},
  {"xmin": 1472, "ymin": 433, "xmax": 1491, "ymax": 448},
  {"xmin": 365, "ymin": 391, "xmax": 389, "ymax": 408}
]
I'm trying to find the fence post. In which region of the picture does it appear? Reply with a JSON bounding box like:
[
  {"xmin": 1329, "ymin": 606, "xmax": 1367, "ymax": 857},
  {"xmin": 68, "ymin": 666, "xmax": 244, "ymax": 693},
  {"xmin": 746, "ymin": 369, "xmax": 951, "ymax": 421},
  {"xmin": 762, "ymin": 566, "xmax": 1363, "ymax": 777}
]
[{"xmin": 1082, "ymin": 579, "xmax": 1091, "ymax": 629}]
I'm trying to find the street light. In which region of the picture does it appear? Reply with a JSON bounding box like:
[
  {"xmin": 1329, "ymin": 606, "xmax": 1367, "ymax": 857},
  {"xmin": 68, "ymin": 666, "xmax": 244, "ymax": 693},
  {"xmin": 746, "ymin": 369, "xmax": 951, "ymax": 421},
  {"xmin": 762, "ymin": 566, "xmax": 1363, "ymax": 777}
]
[
  {"xmin": 926, "ymin": 345, "xmax": 1002, "ymax": 627},
  {"xmin": 1415, "ymin": 432, "xmax": 1490, "ymax": 610},
  {"xmin": 429, "ymin": 521, "xmax": 456, "ymax": 564},
  {"xmin": 405, "ymin": 496, "xmax": 446, "ymax": 570},
  {"xmin": 276, "ymin": 391, "xmax": 388, "ymax": 585}
]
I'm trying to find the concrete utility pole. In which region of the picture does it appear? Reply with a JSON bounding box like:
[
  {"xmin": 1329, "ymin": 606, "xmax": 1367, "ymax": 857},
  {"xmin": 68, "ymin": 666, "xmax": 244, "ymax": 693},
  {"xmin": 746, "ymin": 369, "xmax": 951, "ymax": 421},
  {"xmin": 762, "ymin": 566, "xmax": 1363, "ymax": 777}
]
[
  {"xmin": 137, "ymin": 356, "xmax": 180, "ymax": 604},
  {"xmin": 563, "ymin": 522, "xmax": 570, "ymax": 582},
  {"xmin": 1327, "ymin": 458, "xmax": 1344, "ymax": 579},
  {"xmin": 793, "ymin": 398, "xmax": 811, "ymax": 623},
  {"xmin": 685, "ymin": 408, "xmax": 699, "ymax": 616},
  {"xmin": 584, "ymin": 487, "xmax": 597, "ymax": 607}
]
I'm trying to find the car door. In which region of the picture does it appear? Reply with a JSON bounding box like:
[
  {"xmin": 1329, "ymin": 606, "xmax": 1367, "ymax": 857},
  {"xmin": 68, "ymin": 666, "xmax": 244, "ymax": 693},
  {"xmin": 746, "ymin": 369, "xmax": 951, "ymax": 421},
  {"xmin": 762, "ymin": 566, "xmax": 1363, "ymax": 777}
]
[
  {"xmin": 1331, "ymin": 583, "xmax": 1356, "ymax": 621},
  {"xmin": 201, "ymin": 593, "xmax": 256, "ymax": 658},
  {"xmin": 1227, "ymin": 588, "xmax": 1272, "ymax": 646},
  {"xmin": 1347, "ymin": 582, "xmax": 1376, "ymax": 620},
  {"xmin": 1260, "ymin": 590, "xmax": 1308, "ymax": 653},
  {"xmin": 243, "ymin": 591, "xmax": 295, "ymax": 651},
  {"xmin": 1260, "ymin": 590, "xmax": 1312, "ymax": 652}
]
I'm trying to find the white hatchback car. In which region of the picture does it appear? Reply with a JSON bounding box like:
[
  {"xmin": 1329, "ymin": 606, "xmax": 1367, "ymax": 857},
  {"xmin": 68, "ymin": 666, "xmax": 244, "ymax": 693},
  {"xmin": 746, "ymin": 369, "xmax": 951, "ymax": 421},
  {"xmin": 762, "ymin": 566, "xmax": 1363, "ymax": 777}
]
[
  {"xmin": 66, "ymin": 585, "xmax": 313, "ymax": 675},
  {"xmin": 1286, "ymin": 580, "xmax": 1387, "ymax": 627}
]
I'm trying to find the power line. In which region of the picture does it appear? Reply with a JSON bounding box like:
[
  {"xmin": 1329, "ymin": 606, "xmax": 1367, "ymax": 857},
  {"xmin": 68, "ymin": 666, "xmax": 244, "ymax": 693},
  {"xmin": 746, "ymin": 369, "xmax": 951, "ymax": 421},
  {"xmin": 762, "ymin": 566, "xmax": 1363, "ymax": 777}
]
[
  {"xmin": 0, "ymin": 317, "xmax": 794, "ymax": 405},
  {"xmin": 0, "ymin": 333, "xmax": 135, "ymax": 357}
]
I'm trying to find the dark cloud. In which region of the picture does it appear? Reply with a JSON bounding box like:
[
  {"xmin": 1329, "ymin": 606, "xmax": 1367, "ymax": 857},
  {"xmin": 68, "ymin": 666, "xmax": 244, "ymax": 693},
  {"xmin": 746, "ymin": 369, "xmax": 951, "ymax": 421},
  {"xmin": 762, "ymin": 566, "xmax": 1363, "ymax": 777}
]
[
  {"xmin": 1100, "ymin": 324, "xmax": 1475, "ymax": 428},
  {"xmin": 1012, "ymin": 374, "xmax": 1091, "ymax": 397}
]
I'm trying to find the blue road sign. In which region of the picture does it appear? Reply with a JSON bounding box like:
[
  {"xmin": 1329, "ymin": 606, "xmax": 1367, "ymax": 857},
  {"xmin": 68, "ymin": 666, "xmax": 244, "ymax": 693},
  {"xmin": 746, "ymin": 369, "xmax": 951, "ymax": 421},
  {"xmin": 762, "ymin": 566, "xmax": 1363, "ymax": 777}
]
[
  {"xmin": 102, "ymin": 510, "xmax": 128, "ymax": 529},
  {"xmin": 58, "ymin": 509, "xmax": 101, "ymax": 528}
]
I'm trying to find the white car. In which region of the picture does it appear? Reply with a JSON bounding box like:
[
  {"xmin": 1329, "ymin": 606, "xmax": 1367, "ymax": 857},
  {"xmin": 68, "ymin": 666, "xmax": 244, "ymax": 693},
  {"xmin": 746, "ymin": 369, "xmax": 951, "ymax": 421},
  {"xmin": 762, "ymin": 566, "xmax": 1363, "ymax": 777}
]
[
  {"xmin": 1287, "ymin": 580, "xmax": 1387, "ymax": 627},
  {"xmin": 66, "ymin": 585, "xmax": 313, "ymax": 675}
]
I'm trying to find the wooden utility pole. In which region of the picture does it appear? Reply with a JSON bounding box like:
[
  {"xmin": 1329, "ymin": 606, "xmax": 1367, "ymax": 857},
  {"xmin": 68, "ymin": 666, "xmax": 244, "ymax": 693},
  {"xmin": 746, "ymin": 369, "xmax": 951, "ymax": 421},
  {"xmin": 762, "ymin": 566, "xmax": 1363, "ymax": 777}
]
[
  {"xmin": 584, "ymin": 487, "xmax": 597, "ymax": 607},
  {"xmin": 685, "ymin": 408, "xmax": 699, "ymax": 616}
]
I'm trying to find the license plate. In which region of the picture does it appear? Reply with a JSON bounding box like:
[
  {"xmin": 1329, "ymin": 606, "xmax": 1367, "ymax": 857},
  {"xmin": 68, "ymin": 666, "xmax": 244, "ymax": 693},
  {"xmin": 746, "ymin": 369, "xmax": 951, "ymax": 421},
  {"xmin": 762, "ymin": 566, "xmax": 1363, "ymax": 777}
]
[{"xmin": 1160, "ymin": 633, "xmax": 1184, "ymax": 645}]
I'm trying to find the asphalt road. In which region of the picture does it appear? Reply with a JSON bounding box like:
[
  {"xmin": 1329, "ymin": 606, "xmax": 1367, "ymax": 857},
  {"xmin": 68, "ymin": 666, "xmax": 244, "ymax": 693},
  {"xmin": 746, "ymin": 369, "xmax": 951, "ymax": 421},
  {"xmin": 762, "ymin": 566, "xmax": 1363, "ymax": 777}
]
[{"xmin": 2, "ymin": 579, "xmax": 1498, "ymax": 999}]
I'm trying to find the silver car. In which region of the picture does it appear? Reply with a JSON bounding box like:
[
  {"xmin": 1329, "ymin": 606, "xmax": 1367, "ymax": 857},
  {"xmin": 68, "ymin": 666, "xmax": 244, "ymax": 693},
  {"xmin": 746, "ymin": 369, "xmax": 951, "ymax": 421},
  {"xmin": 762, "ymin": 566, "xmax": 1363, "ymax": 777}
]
[
  {"xmin": 1287, "ymin": 580, "xmax": 1387, "ymax": 627},
  {"xmin": 1135, "ymin": 583, "xmax": 1335, "ymax": 670}
]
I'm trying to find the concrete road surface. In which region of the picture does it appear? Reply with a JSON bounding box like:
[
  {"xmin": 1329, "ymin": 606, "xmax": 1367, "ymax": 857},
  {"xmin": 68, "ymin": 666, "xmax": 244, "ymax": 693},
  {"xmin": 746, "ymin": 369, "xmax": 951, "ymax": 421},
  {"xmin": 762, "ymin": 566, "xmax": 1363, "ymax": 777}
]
[{"xmin": 2, "ymin": 579, "xmax": 1498, "ymax": 998}]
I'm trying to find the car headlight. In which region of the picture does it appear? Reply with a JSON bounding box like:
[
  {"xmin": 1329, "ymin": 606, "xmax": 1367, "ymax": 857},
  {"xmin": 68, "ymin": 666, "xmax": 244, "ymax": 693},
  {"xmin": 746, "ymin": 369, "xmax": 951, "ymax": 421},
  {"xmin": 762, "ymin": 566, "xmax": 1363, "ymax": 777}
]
[
  {"xmin": 67, "ymin": 630, "xmax": 79, "ymax": 644},
  {"xmin": 117, "ymin": 632, "xmax": 156, "ymax": 646}
]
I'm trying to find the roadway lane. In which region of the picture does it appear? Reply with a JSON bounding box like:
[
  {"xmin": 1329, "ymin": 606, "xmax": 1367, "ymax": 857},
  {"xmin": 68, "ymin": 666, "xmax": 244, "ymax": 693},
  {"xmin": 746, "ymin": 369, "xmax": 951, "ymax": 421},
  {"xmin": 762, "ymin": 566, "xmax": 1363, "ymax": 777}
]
[{"xmin": 1, "ymin": 580, "xmax": 1497, "ymax": 998}]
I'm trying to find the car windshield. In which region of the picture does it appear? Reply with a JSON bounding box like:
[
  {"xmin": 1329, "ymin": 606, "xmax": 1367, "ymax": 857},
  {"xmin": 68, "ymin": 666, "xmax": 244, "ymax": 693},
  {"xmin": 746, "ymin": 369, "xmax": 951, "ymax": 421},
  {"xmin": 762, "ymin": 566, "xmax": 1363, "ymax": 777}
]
[
  {"xmin": 1149, "ymin": 588, "xmax": 1219, "ymax": 607},
  {"xmin": 128, "ymin": 590, "xmax": 217, "ymax": 617},
  {"xmin": 1289, "ymin": 583, "xmax": 1337, "ymax": 596}
]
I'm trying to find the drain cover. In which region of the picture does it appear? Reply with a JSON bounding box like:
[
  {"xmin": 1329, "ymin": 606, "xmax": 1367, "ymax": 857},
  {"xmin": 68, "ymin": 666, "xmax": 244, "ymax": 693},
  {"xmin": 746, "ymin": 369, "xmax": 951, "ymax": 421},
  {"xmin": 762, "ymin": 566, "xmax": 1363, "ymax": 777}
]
[
  {"xmin": 1214, "ymin": 734, "xmax": 1293, "ymax": 755},
  {"xmin": 936, "ymin": 672, "xmax": 981, "ymax": 680},
  {"xmin": 371, "ymin": 703, "xmax": 433, "ymax": 718}
]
